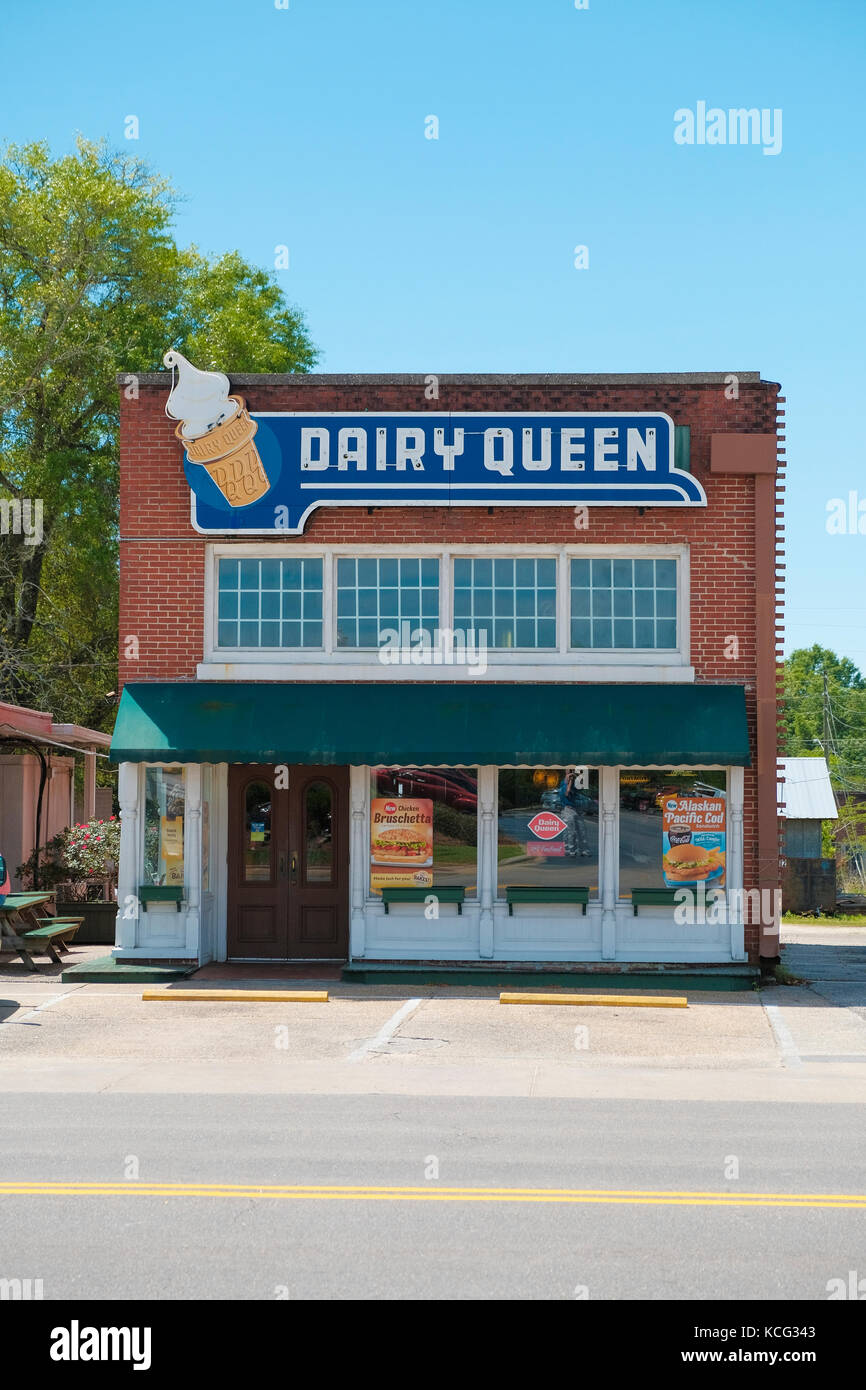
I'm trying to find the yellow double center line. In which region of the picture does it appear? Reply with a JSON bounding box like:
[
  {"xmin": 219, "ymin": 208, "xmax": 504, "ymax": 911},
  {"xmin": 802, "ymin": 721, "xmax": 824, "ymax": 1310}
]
[{"xmin": 0, "ymin": 1182, "xmax": 864, "ymax": 1209}]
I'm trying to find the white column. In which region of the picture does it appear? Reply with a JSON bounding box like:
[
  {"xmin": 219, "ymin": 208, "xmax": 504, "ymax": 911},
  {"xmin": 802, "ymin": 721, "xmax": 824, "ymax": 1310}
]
[
  {"xmin": 478, "ymin": 766, "xmax": 497, "ymax": 959},
  {"xmin": 115, "ymin": 762, "xmax": 140, "ymax": 951},
  {"xmin": 184, "ymin": 763, "xmax": 202, "ymax": 959},
  {"xmin": 600, "ymin": 766, "xmax": 618, "ymax": 960},
  {"xmin": 349, "ymin": 765, "xmax": 368, "ymax": 959},
  {"xmin": 728, "ymin": 766, "xmax": 745, "ymax": 961}
]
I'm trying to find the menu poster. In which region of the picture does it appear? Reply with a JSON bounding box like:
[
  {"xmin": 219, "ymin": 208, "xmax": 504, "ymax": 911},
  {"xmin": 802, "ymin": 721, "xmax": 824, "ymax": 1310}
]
[
  {"xmin": 370, "ymin": 797, "xmax": 433, "ymax": 894},
  {"xmin": 662, "ymin": 796, "xmax": 726, "ymax": 888},
  {"xmin": 160, "ymin": 815, "xmax": 184, "ymax": 886}
]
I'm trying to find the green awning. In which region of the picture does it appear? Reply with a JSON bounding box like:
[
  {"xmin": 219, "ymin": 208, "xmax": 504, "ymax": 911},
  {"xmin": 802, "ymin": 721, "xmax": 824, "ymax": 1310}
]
[{"xmin": 110, "ymin": 682, "xmax": 750, "ymax": 767}]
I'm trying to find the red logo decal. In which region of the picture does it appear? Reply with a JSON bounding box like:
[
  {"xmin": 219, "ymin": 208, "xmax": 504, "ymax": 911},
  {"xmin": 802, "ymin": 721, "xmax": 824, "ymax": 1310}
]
[{"xmin": 527, "ymin": 812, "xmax": 567, "ymax": 840}]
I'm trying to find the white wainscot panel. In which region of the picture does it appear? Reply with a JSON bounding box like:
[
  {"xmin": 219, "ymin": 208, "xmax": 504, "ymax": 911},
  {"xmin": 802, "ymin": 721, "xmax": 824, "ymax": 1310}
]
[
  {"xmin": 362, "ymin": 902, "xmax": 480, "ymax": 959},
  {"xmin": 615, "ymin": 906, "xmax": 731, "ymax": 961},
  {"xmin": 138, "ymin": 905, "xmax": 188, "ymax": 953},
  {"xmin": 493, "ymin": 903, "xmax": 603, "ymax": 961}
]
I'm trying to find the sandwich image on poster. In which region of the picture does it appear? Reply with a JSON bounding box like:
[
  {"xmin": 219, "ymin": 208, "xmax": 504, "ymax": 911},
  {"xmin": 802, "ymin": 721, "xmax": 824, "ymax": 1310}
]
[
  {"xmin": 662, "ymin": 796, "xmax": 726, "ymax": 887},
  {"xmin": 370, "ymin": 797, "xmax": 434, "ymax": 894},
  {"xmin": 370, "ymin": 798, "xmax": 433, "ymax": 864}
]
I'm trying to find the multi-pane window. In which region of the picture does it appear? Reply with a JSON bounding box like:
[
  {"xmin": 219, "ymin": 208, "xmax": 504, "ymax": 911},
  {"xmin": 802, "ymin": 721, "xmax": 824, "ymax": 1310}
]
[
  {"xmin": 336, "ymin": 557, "xmax": 439, "ymax": 648},
  {"xmin": 570, "ymin": 558, "xmax": 677, "ymax": 650},
  {"xmin": 217, "ymin": 557, "xmax": 323, "ymax": 648},
  {"xmin": 453, "ymin": 557, "xmax": 557, "ymax": 649}
]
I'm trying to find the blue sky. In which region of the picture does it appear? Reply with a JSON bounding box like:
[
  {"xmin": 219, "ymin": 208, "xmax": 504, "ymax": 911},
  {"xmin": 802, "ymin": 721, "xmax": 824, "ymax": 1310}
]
[{"xmin": 3, "ymin": 0, "xmax": 865, "ymax": 669}]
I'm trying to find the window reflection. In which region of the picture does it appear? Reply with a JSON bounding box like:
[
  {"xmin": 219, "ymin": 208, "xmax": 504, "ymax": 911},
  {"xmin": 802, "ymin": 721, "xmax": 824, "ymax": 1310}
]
[
  {"xmin": 497, "ymin": 768, "xmax": 599, "ymax": 894},
  {"xmin": 244, "ymin": 782, "xmax": 272, "ymax": 882},
  {"xmin": 305, "ymin": 781, "xmax": 333, "ymax": 883}
]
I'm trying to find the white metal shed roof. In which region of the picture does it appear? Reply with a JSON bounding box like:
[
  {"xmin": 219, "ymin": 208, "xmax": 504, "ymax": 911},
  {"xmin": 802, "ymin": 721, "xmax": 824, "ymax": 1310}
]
[{"xmin": 780, "ymin": 758, "xmax": 838, "ymax": 820}]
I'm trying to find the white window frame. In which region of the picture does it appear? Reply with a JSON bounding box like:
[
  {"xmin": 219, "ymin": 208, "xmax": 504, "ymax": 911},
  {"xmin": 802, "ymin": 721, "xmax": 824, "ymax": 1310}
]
[{"xmin": 199, "ymin": 542, "xmax": 693, "ymax": 683}]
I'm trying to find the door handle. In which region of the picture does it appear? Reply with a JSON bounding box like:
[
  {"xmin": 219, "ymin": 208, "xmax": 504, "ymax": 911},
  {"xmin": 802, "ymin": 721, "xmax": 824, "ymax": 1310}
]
[
  {"xmin": 290, "ymin": 852, "xmax": 298, "ymax": 883},
  {"xmin": 279, "ymin": 853, "xmax": 286, "ymax": 878}
]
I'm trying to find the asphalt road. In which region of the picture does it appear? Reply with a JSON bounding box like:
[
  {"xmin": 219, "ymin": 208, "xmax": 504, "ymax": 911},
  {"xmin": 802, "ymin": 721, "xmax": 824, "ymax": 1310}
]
[{"xmin": 1, "ymin": 1093, "xmax": 864, "ymax": 1300}]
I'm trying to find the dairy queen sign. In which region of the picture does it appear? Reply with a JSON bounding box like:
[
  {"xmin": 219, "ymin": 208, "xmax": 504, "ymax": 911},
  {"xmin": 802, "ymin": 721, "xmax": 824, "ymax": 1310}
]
[{"xmin": 162, "ymin": 353, "xmax": 707, "ymax": 533}]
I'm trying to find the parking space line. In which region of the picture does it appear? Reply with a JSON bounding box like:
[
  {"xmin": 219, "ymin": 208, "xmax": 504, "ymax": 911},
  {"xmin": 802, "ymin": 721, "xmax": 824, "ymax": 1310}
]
[
  {"xmin": 0, "ymin": 993, "xmax": 74, "ymax": 1026},
  {"xmin": 348, "ymin": 998, "xmax": 423, "ymax": 1061},
  {"xmin": 762, "ymin": 1001, "xmax": 804, "ymax": 1069}
]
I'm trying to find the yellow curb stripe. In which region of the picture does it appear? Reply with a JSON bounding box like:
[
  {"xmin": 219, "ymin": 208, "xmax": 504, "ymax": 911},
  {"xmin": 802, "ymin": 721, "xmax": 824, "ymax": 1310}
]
[
  {"xmin": 499, "ymin": 992, "xmax": 687, "ymax": 1008},
  {"xmin": 0, "ymin": 1182, "xmax": 862, "ymax": 1209},
  {"xmin": 141, "ymin": 990, "xmax": 328, "ymax": 1003}
]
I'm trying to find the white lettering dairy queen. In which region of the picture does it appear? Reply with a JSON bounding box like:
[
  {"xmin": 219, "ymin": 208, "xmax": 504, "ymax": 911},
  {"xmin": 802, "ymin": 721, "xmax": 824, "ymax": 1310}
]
[{"xmin": 299, "ymin": 424, "xmax": 660, "ymax": 474}]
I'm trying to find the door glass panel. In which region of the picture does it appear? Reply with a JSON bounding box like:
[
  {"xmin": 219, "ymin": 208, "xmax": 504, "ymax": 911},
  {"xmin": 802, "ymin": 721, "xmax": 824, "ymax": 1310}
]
[
  {"xmin": 244, "ymin": 781, "xmax": 272, "ymax": 882},
  {"xmin": 305, "ymin": 781, "xmax": 333, "ymax": 883}
]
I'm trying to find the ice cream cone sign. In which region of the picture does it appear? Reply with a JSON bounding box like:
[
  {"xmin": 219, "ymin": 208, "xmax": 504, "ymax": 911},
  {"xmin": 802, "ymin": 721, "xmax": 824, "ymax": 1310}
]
[{"xmin": 164, "ymin": 349, "xmax": 272, "ymax": 508}]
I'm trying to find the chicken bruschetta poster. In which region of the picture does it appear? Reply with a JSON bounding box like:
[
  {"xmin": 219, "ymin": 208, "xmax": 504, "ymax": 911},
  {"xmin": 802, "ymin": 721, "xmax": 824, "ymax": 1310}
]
[
  {"xmin": 370, "ymin": 797, "xmax": 433, "ymax": 893},
  {"xmin": 661, "ymin": 796, "xmax": 726, "ymax": 888}
]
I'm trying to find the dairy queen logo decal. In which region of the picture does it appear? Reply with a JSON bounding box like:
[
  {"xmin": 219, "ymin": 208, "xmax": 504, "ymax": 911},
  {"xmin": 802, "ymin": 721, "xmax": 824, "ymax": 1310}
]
[{"xmin": 527, "ymin": 812, "xmax": 567, "ymax": 840}]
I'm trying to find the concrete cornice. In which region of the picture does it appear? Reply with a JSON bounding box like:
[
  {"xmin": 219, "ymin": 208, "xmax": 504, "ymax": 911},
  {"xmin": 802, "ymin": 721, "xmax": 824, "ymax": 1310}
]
[{"xmin": 119, "ymin": 370, "xmax": 769, "ymax": 387}]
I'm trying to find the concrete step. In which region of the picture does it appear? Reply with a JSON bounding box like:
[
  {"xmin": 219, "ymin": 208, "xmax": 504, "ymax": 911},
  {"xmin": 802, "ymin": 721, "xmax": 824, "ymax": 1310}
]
[
  {"xmin": 342, "ymin": 963, "xmax": 759, "ymax": 992},
  {"xmin": 62, "ymin": 957, "xmax": 194, "ymax": 984}
]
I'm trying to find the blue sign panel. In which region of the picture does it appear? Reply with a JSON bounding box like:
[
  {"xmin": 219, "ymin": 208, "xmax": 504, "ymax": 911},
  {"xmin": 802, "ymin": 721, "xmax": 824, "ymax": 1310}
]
[{"xmin": 185, "ymin": 411, "xmax": 705, "ymax": 534}]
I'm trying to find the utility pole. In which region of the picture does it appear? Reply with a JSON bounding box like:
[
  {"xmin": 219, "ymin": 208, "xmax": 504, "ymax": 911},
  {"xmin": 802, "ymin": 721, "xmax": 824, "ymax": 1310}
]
[{"xmin": 823, "ymin": 670, "xmax": 831, "ymax": 761}]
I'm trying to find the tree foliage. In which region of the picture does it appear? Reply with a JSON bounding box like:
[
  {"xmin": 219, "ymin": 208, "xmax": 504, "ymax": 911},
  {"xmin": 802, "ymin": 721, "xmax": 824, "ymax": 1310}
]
[
  {"xmin": 782, "ymin": 645, "xmax": 866, "ymax": 789},
  {"xmin": 0, "ymin": 137, "xmax": 317, "ymax": 728}
]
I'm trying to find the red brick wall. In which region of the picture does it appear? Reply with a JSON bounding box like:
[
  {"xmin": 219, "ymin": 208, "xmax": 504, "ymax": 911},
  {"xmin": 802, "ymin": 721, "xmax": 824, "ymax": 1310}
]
[{"xmin": 119, "ymin": 377, "xmax": 781, "ymax": 959}]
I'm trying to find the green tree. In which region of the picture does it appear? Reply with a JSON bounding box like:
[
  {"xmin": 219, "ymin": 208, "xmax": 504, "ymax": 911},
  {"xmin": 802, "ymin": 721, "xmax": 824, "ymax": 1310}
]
[
  {"xmin": 782, "ymin": 645, "xmax": 866, "ymax": 788},
  {"xmin": 0, "ymin": 137, "xmax": 317, "ymax": 728}
]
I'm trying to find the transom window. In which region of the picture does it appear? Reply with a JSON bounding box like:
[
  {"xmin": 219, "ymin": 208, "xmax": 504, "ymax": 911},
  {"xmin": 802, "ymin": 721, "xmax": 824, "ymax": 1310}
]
[
  {"xmin": 209, "ymin": 549, "xmax": 684, "ymax": 664},
  {"xmin": 217, "ymin": 557, "xmax": 323, "ymax": 649},
  {"xmin": 453, "ymin": 557, "xmax": 557, "ymax": 650},
  {"xmin": 570, "ymin": 557, "xmax": 677, "ymax": 650},
  {"xmin": 336, "ymin": 557, "xmax": 439, "ymax": 648}
]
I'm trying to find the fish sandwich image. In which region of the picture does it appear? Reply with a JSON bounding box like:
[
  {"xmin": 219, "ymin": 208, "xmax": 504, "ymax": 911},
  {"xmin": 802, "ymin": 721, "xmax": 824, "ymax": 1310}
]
[{"xmin": 663, "ymin": 841, "xmax": 720, "ymax": 881}]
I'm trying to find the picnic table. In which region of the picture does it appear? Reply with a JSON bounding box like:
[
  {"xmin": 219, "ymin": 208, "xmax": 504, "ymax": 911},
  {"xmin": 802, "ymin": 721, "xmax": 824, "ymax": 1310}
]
[{"xmin": 0, "ymin": 892, "xmax": 83, "ymax": 971}]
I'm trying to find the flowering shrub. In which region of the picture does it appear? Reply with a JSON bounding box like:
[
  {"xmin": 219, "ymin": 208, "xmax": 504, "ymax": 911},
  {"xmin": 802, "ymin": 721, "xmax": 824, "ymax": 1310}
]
[
  {"xmin": 60, "ymin": 818, "xmax": 121, "ymax": 877},
  {"xmin": 18, "ymin": 817, "xmax": 121, "ymax": 895}
]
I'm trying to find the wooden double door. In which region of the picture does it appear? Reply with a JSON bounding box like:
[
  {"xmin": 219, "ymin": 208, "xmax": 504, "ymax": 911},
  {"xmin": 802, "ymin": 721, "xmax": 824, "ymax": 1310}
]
[{"xmin": 227, "ymin": 765, "xmax": 349, "ymax": 959}]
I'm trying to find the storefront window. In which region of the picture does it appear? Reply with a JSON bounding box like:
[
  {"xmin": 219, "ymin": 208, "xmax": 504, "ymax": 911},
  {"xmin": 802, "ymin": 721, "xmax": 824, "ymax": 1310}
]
[
  {"xmin": 453, "ymin": 557, "xmax": 556, "ymax": 649},
  {"xmin": 217, "ymin": 556, "xmax": 323, "ymax": 649},
  {"xmin": 570, "ymin": 557, "xmax": 677, "ymax": 650},
  {"xmin": 143, "ymin": 767, "xmax": 185, "ymax": 886},
  {"xmin": 497, "ymin": 768, "xmax": 599, "ymax": 893},
  {"xmin": 337, "ymin": 557, "xmax": 439, "ymax": 648},
  {"xmin": 618, "ymin": 770, "xmax": 727, "ymax": 898},
  {"xmin": 369, "ymin": 767, "xmax": 477, "ymax": 894}
]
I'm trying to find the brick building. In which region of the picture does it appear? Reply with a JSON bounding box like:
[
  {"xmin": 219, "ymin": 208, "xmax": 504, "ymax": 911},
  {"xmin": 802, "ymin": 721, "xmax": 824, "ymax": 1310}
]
[{"xmin": 110, "ymin": 367, "xmax": 784, "ymax": 974}]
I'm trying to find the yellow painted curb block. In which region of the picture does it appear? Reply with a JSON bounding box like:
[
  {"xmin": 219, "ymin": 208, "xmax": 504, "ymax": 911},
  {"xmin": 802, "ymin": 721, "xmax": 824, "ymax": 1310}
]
[
  {"xmin": 499, "ymin": 992, "xmax": 687, "ymax": 1009},
  {"xmin": 141, "ymin": 990, "xmax": 329, "ymax": 1003}
]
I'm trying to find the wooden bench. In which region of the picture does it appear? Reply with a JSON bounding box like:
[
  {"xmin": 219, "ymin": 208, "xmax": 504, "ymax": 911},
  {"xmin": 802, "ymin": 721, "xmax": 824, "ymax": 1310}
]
[
  {"xmin": 30, "ymin": 917, "xmax": 84, "ymax": 949},
  {"xmin": 630, "ymin": 889, "xmax": 683, "ymax": 915},
  {"xmin": 6, "ymin": 923, "xmax": 71, "ymax": 968},
  {"xmin": 506, "ymin": 886, "xmax": 590, "ymax": 916},
  {"xmin": 381, "ymin": 886, "xmax": 466, "ymax": 915}
]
